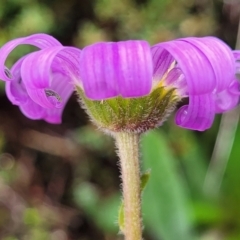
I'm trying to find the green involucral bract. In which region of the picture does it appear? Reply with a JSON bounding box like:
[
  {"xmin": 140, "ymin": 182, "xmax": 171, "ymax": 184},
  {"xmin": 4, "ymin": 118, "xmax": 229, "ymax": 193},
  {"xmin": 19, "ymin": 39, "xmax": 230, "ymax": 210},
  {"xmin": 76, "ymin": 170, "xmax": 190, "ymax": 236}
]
[{"xmin": 76, "ymin": 85, "xmax": 181, "ymax": 133}]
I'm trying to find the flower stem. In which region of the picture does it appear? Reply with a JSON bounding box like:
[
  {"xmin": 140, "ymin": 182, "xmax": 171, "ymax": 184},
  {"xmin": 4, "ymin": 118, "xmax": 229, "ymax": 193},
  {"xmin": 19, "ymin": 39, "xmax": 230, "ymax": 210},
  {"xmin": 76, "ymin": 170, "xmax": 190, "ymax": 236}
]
[{"xmin": 115, "ymin": 132, "xmax": 142, "ymax": 240}]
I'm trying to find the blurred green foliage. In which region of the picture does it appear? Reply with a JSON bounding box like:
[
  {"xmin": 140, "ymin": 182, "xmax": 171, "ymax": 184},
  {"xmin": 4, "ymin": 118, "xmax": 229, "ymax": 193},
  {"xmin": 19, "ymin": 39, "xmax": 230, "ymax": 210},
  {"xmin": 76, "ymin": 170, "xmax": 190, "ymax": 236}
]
[{"xmin": 0, "ymin": 0, "xmax": 240, "ymax": 240}]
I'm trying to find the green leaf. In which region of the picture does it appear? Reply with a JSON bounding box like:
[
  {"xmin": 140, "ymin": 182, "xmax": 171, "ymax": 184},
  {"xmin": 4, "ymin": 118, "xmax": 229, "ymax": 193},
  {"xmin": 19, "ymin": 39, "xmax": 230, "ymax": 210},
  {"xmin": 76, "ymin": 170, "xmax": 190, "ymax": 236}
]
[
  {"xmin": 95, "ymin": 194, "xmax": 120, "ymax": 233},
  {"xmin": 142, "ymin": 130, "xmax": 195, "ymax": 240},
  {"xmin": 141, "ymin": 169, "xmax": 151, "ymax": 191},
  {"xmin": 221, "ymin": 123, "xmax": 240, "ymax": 220},
  {"xmin": 74, "ymin": 182, "xmax": 100, "ymax": 217},
  {"xmin": 168, "ymin": 125, "xmax": 208, "ymax": 199},
  {"xmin": 74, "ymin": 182, "xmax": 119, "ymax": 233}
]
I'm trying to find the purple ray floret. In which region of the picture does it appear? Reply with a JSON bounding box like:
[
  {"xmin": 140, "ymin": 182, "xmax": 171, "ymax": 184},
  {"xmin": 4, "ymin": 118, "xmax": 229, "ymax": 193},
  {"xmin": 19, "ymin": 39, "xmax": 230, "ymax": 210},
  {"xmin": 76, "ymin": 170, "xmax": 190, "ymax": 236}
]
[
  {"xmin": 79, "ymin": 41, "xmax": 153, "ymax": 99},
  {"xmin": 0, "ymin": 34, "xmax": 81, "ymax": 123}
]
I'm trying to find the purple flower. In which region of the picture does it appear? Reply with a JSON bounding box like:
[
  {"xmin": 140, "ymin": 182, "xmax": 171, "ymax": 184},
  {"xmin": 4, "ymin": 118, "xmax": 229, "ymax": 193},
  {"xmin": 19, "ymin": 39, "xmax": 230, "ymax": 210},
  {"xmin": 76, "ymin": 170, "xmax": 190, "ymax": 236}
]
[
  {"xmin": 0, "ymin": 34, "xmax": 81, "ymax": 123},
  {"xmin": 0, "ymin": 34, "xmax": 239, "ymax": 131},
  {"xmin": 78, "ymin": 37, "xmax": 240, "ymax": 131}
]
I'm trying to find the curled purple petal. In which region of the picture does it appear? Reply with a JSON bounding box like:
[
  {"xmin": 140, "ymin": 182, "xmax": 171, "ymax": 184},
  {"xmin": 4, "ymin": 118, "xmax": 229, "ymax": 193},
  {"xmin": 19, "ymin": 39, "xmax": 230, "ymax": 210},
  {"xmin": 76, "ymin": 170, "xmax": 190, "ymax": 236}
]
[
  {"xmin": 180, "ymin": 37, "xmax": 235, "ymax": 92},
  {"xmin": 175, "ymin": 94, "xmax": 215, "ymax": 131},
  {"xmin": 20, "ymin": 99, "xmax": 46, "ymax": 120},
  {"xmin": 214, "ymin": 83, "xmax": 240, "ymax": 113},
  {"xmin": 233, "ymin": 50, "xmax": 240, "ymax": 77},
  {"xmin": 165, "ymin": 67, "xmax": 187, "ymax": 96},
  {"xmin": 164, "ymin": 68, "xmax": 182, "ymax": 86},
  {"xmin": 19, "ymin": 99, "xmax": 63, "ymax": 124},
  {"xmin": 0, "ymin": 34, "xmax": 62, "ymax": 81},
  {"xmin": 212, "ymin": 50, "xmax": 240, "ymax": 112},
  {"xmin": 152, "ymin": 48, "xmax": 175, "ymax": 81},
  {"xmin": 152, "ymin": 40, "xmax": 216, "ymax": 94},
  {"xmin": 5, "ymin": 56, "xmax": 29, "ymax": 105},
  {"xmin": 5, "ymin": 56, "xmax": 71, "ymax": 123},
  {"xmin": 79, "ymin": 40, "xmax": 153, "ymax": 100},
  {"xmin": 179, "ymin": 37, "xmax": 238, "ymax": 114},
  {"xmin": 20, "ymin": 46, "xmax": 80, "ymax": 108},
  {"xmin": 43, "ymin": 109, "xmax": 63, "ymax": 124}
]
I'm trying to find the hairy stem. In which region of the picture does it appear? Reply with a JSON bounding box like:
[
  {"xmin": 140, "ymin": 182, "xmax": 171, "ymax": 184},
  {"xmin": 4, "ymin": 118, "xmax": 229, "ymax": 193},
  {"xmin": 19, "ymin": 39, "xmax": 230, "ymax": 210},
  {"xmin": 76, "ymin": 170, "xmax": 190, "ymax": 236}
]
[{"xmin": 115, "ymin": 132, "xmax": 142, "ymax": 240}]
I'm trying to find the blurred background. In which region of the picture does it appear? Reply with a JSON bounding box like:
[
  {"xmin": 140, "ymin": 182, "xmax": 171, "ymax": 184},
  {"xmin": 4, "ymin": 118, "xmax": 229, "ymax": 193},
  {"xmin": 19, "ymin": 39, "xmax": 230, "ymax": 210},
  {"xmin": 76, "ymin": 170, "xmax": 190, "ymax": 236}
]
[{"xmin": 0, "ymin": 0, "xmax": 240, "ymax": 239}]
